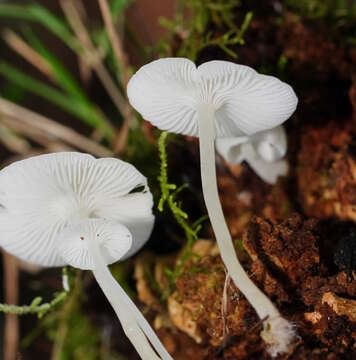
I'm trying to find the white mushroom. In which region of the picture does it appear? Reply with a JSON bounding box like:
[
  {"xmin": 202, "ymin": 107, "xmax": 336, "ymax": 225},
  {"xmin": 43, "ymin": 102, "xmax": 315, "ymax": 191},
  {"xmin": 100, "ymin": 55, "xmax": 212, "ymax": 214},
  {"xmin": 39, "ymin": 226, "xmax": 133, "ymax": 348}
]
[
  {"xmin": 216, "ymin": 126, "xmax": 288, "ymax": 184},
  {"xmin": 57, "ymin": 219, "xmax": 133, "ymax": 270},
  {"xmin": 0, "ymin": 152, "xmax": 172, "ymax": 360},
  {"xmin": 127, "ymin": 58, "xmax": 298, "ymax": 356}
]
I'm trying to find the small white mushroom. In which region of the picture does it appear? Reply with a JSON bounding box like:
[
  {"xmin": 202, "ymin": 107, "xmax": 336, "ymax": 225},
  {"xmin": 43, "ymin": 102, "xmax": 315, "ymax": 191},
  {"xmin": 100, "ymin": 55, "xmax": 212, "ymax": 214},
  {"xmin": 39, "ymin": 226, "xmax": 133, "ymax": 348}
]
[
  {"xmin": 216, "ymin": 126, "xmax": 288, "ymax": 184},
  {"xmin": 127, "ymin": 58, "xmax": 298, "ymax": 356},
  {"xmin": 57, "ymin": 219, "xmax": 133, "ymax": 270},
  {"xmin": 252, "ymin": 125, "xmax": 287, "ymax": 163},
  {"xmin": 0, "ymin": 152, "xmax": 171, "ymax": 360}
]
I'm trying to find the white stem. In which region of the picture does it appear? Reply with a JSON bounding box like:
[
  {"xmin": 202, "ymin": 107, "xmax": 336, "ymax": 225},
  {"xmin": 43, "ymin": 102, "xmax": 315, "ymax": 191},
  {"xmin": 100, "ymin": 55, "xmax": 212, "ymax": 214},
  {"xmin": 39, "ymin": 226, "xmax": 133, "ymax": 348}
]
[
  {"xmin": 92, "ymin": 267, "xmax": 158, "ymax": 360},
  {"xmin": 86, "ymin": 234, "xmax": 171, "ymax": 360},
  {"xmin": 100, "ymin": 270, "xmax": 174, "ymax": 360},
  {"xmin": 197, "ymin": 105, "xmax": 281, "ymax": 323}
]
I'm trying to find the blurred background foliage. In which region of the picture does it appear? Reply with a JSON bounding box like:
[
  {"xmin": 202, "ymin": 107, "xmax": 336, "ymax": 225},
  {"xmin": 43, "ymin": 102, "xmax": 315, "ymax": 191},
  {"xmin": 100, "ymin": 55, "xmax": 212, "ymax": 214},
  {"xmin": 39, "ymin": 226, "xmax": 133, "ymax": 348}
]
[
  {"xmin": 0, "ymin": 0, "xmax": 355, "ymax": 359},
  {"xmin": 285, "ymin": 0, "xmax": 356, "ymax": 42}
]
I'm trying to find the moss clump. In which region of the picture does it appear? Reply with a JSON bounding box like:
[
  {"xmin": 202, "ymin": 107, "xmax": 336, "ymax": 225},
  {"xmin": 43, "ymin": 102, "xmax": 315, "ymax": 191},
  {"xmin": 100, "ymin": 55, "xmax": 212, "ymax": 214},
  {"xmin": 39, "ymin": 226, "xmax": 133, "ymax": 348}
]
[{"xmin": 158, "ymin": 0, "xmax": 252, "ymax": 60}]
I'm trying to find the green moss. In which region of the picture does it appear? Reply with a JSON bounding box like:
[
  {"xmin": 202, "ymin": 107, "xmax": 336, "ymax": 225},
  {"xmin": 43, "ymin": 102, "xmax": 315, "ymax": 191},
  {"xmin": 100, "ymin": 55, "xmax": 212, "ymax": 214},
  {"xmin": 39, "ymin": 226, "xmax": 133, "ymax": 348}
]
[
  {"xmin": 285, "ymin": 0, "xmax": 356, "ymax": 43},
  {"xmin": 234, "ymin": 238, "xmax": 244, "ymax": 251},
  {"xmin": 157, "ymin": 132, "xmax": 207, "ymax": 297},
  {"xmin": 157, "ymin": 0, "xmax": 252, "ymax": 60},
  {"xmin": 0, "ymin": 268, "xmax": 70, "ymax": 318},
  {"xmin": 285, "ymin": 0, "xmax": 355, "ymax": 20}
]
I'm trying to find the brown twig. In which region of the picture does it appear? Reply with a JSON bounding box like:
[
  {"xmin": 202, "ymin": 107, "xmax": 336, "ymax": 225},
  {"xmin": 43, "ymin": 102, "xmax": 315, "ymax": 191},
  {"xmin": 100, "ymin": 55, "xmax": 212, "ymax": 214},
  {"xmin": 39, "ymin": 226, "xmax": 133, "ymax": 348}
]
[
  {"xmin": 60, "ymin": 0, "xmax": 133, "ymax": 154},
  {"xmin": 3, "ymin": 251, "xmax": 19, "ymax": 360},
  {"xmin": 0, "ymin": 123, "xmax": 31, "ymax": 154},
  {"xmin": 0, "ymin": 116, "xmax": 68, "ymax": 150},
  {"xmin": 2, "ymin": 28, "xmax": 112, "ymax": 135},
  {"xmin": 61, "ymin": 0, "xmax": 133, "ymax": 154},
  {"xmin": 97, "ymin": 0, "xmax": 133, "ymax": 154},
  {"xmin": 97, "ymin": 0, "xmax": 130, "ymax": 86},
  {"xmin": 2, "ymin": 29, "xmax": 53, "ymax": 80},
  {"xmin": 78, "ymin": 56, "xmax": 92, "ymax": 86},
  {"xmin": 67, "ymin": 0, "xmax": 91, "ymax": 87},
  {"xmin": 59, "ymin": 0, "xmax": 126, "ymax": 116},
  {"xmin": 0, "ymin": 97, "xmax": 113, "ymax": 157}
]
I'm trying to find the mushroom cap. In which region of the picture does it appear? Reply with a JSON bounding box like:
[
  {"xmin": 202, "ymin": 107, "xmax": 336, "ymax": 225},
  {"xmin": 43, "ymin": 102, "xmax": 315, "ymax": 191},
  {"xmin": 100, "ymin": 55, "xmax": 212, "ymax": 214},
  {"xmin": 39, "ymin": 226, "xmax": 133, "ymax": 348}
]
[
  {"xmin": 251, "ymin": 126, "xmax": 287, "ymax": 162},
  {"xmin": 216, "ymin": 126, "xmax": 288, "ymax": 184},
  {"xmin": 57, "ymin": 219, "xmax": 132, "ymax": 270},
  {"xmin": 0, "ymin": 152, "xmax": 154, "ymax": 267},
  {"xmin": 216, "ymin": 126, "xmax": 287, "ymax": 164},
  {"xmin": 216, "ymin": 136, "xmax": 249, "ymax": 164},
  {"xmin": 240, "ymin": 142, "xmax": 289, "ymax": 184},
  {"xmin": 127, "ymin": 58, "xmax": 298, "ymax": 138}
]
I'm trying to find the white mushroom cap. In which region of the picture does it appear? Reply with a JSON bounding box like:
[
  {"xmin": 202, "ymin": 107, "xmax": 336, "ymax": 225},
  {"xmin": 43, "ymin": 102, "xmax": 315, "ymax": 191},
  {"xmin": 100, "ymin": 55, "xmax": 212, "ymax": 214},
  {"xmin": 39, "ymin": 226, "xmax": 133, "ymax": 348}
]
[
  {"xmin": 251, "ymin": 126, "xmax": 287, "ymax": 162},
  {"xmin": 0, "ymin": 152, "xmax": 154, "ymax": 267},
  {"xmin": 215, "ymin": 136, "xmax": 250, "ymax": 164},
  {"xmin": 57, "ymin": 219, "xmax": 132, "ymax": 270},
  {"xmin": 216, "ymin": 126, "xmax": 288, "ymax": 184},
  {"xmin": 127, "ymin": 58, "xmax": 298, "ymax": 138}
]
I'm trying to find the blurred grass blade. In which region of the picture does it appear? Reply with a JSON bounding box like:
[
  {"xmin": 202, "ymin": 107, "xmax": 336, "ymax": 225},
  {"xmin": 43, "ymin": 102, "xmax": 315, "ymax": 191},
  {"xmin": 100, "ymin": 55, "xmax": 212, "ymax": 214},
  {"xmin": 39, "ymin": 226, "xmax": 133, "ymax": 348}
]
[
  {"xmin": 22, "ymin": 28, "xmax": 90, "ymax": 102},
  {"xmin": 0, "ymin": 97, "xmax": 113, "ymax": 157},
  {"xmin": 20, "ymin": 29, "xmax": 113, "ymax": 138},
  {"xmin": 0, "ymin": 62, "xmax": 113, "ymax": 140},
  {"xmin": 0, "ymin": 3, "xmax": 80, "ymax": 52},
  {"xmin": 0, "ymin": 122, "xmax": 31, "ymax": 154}
]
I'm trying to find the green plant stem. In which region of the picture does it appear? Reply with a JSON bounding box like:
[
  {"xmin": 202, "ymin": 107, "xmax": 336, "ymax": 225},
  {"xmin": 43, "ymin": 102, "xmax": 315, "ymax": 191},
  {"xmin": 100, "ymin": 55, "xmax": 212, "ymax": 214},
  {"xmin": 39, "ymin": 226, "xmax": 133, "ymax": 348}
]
[
  {"xmin": 0, "ymin": 269, "xmax": 70, "ymax": 318},
  {"xmin": 0, "ymin": 293, "xmax": 68, "ymax": 318},
  {"xmin": 157, "ymin": 132, "xmax": 207, "ymax": 294}
]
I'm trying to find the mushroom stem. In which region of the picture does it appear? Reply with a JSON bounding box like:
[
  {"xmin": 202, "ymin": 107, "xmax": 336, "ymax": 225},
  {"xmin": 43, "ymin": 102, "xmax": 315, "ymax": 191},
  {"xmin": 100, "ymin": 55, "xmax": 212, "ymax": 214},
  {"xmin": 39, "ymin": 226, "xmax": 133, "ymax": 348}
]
[
  {"xmin": 86, "ymin": 232, "xmax": 172, "ymax": 360},
  {"xmin": 197, "ymin": 105, "xmax": 295, "ymax": 356},
  {"xmin": 92, "ymin": 267, "xmax": 159, "ymax": 360}
]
